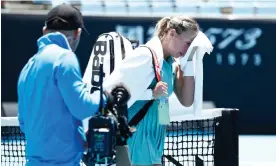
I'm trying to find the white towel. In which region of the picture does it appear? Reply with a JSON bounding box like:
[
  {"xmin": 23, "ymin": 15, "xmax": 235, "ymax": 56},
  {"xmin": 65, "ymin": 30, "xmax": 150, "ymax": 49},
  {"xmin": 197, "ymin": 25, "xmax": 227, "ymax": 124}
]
[{"xmin": 179, "ymin": 31, "xmax": 213, "ymax": 116}]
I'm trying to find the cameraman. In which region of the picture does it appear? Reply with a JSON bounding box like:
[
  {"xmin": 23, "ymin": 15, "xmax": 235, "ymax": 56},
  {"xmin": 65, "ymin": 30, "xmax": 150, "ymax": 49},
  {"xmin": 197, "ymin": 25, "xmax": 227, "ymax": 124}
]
[{"xmin": 17, "ymin": 4, "xmax": 111, "ymax": 166}]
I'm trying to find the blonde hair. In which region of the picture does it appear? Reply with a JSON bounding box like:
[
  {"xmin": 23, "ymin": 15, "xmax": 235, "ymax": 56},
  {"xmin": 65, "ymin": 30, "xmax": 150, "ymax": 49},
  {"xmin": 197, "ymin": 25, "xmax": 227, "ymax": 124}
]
[{"xmin": 155, "ymin": 16, "xmax": 199, "ymax": 38}]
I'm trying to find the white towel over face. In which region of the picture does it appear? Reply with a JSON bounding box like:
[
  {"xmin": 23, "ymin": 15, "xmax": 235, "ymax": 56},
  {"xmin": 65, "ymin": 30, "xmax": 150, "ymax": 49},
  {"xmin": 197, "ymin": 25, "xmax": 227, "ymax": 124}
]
[{"xmin": 175, "ymin": 31, "xmax": 214, "ymax": 116}]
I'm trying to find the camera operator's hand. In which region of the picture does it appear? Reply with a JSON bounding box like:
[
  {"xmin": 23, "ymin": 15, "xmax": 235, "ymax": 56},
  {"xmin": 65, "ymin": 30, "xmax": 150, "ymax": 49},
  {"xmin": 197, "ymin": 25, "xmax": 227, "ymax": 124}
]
[
  {"xmin": 118, "ymin": 116, "xmax": 130, "ymax": 135},
  {"xmin": 117, "ymin": 115, "xmax": 132, "ymax": 146},
  {"xmin": 153, "ymin": 81, "xmax": 168, "ymax": 99}
]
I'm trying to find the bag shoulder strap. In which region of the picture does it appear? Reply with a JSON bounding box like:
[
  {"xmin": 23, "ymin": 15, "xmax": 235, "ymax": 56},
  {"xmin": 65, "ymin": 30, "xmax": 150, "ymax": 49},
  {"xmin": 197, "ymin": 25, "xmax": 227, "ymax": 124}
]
[
  {"xmin": 140, "ymin": 45, "xmax": 161, "ymax": 82},
  {"xmin": 128, "ymin": 45, "xmax": 161, "ymax": 127}
]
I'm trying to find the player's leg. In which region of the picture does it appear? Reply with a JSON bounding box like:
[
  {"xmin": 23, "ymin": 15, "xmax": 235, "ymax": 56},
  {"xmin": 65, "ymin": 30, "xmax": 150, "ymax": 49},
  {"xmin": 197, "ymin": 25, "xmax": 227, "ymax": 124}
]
[{"xmin": 116, "ymin": 145, "xmax": 132, "ymax": 166}]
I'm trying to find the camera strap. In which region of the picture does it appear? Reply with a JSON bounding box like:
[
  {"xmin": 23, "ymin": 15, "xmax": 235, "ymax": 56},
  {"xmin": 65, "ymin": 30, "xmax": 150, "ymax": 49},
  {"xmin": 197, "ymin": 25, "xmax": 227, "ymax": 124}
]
[{"xmin": 128, "ymin": 46, "xmax": 161, "ymax": 127}]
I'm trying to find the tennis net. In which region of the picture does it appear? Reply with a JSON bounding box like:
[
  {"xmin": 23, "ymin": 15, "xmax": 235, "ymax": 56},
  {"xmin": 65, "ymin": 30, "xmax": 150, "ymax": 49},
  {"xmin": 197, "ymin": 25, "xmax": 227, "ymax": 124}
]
[
  {"xmin": 1, "ymin": 108, "xmax": 238, "ymax": 166},
  {"xmin": 163, "ymin": 108, "xmax": 238, "ymax": 166}
]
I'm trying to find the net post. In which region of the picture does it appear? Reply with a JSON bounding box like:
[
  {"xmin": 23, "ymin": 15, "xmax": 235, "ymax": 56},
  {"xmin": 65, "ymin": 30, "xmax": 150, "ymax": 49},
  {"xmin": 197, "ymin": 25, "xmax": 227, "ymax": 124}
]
[{"xmin": 214, "ymin": 108, "xmax": 239, "ymax": 166}]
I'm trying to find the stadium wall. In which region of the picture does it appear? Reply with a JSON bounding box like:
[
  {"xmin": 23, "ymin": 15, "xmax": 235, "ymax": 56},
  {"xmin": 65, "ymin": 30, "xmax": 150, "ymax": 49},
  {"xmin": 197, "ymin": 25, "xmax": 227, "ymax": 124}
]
[{"xmin": 2, "ymin": 13, "xmax": 276, "ymax": 134}]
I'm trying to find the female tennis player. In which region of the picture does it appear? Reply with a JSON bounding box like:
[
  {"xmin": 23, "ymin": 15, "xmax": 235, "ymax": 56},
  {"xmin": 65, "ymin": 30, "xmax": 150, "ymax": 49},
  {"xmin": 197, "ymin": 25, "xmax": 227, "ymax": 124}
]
[{"xmin": 103, "ymin": 16, "xmax": 199, "ymax": 166}]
